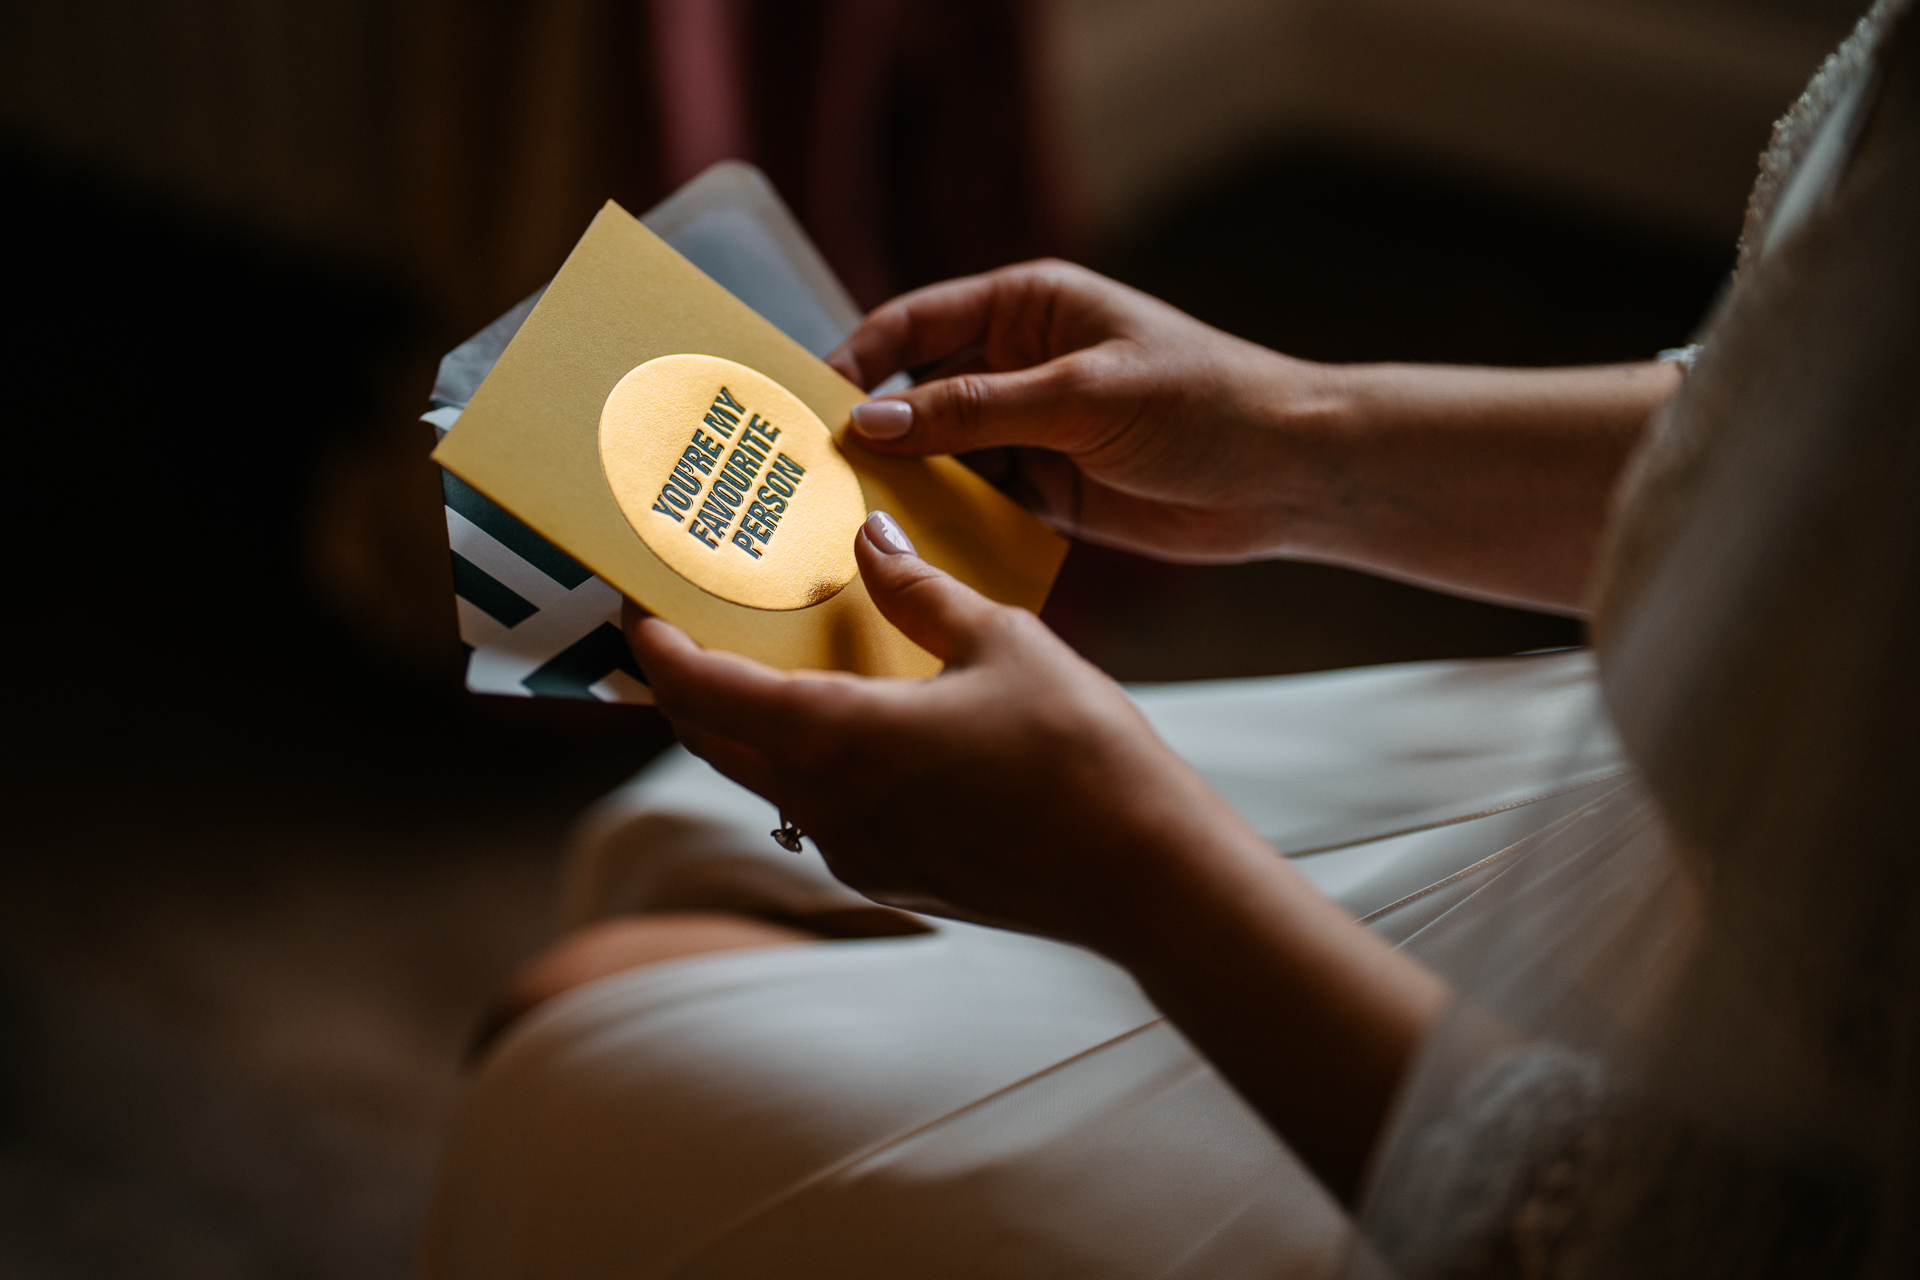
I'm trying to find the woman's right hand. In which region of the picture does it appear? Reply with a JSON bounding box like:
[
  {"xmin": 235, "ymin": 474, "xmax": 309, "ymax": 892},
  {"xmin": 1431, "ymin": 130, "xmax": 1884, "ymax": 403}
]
[
  {"xmin": 827, "ymin": 260, "xmax": 1347, "ymax": 563},
  {"xmin": 829, "ymin": 260, "xmax": 1681, "ymax": 612}
]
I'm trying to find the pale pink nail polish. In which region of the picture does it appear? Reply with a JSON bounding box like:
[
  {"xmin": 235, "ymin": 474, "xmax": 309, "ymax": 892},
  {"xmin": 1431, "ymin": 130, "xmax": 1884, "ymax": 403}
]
[
  {"xmin": 850, "ymin": 399, "xmax": 913, "ymax": 440},
  {"xmin": 865, "ymin": 510, "xmax": 916, "ymax": 555}
]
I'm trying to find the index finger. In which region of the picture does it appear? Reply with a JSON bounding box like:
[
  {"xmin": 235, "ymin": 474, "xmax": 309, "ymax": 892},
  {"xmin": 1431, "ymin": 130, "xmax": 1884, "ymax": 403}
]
[
  {"xmin": 828, "ymin": 273, "xmax": 1004, "ymax": 391},
  {"xmin": 627, "ymin": 615, "xmax": 867, "ymax": 756}
]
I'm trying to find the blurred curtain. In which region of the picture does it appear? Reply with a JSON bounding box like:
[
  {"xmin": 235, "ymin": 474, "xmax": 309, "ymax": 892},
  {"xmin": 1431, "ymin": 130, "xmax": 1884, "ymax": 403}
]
[
  {"xmin": 0, "ymin": 0, "xmax": 1069, "ymax": 329},
  {"xmin": 416, "ymin": 0, "xmax": 1074, "ymax": 318}
]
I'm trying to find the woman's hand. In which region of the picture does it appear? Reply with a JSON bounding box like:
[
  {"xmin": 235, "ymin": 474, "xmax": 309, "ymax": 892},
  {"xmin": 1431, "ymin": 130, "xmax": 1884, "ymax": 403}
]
[
  {"xmin": 629, "ymin": 512, "xmax": 1449, "ymax": 1201},
  {"xmin": 827, "ymin": 260, "xmax": 1683, "ymax": 613},
  {"xmin": 628, "ymin": 509, "xmax": 1239, "ymax": 948},
  {"xmin": 828, "ymin": 259, "xmax": 1339, "ymax": 564}
]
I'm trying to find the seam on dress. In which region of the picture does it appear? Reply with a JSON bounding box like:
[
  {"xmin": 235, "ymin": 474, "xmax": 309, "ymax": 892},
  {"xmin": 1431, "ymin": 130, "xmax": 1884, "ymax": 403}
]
[
  {"xmin": 1358, "ymin": 781, "xmax": 1636, "ymax": 931},
  {"xmin": 652, "ymin": 1015, "xmax": 1174, "ymax": 1277},
  {"xmin": 1282, "ymin": 768, "xmax": 1632, "ymax": 858}
]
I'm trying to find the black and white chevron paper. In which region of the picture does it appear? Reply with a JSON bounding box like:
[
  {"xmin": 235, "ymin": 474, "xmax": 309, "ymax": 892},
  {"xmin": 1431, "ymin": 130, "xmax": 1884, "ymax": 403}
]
[
  {"xmin": 425, "ymin": 162, "xmax": 870, "ymax": 704},
  {"xmin": 442, "ymin": 468, "xmax": 647, "ymax": 701}
]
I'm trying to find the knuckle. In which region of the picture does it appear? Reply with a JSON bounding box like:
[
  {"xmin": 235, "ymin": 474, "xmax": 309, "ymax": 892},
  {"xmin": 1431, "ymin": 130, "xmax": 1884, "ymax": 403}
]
[
  {"xmin": 793, "ymin": 683, "xmax": 870, "ymax": 765},
  {"xmin": 898, "ymin": 556, "xmax": 951, "ymax": 590},
  {"xmin": 894, "ymin": 568, "xmax": 938, "ymax": 602},
  {"xmin": 998, "ymin": 258, "xmax": 1057, "ymax": 282},
  {"xmin": 895, "ymin": 563, "xmax": 958, "ymax": 611},
  {"xmin": 1046, "ymin": 352, "xmax": 1098, "ymax": 400},
  {"xmin": 847, "ymin": 302, "xmax": 910, "ymax": 360},
  {"xmin": 1012, "ymin": 256, "xmax": 1072, "ymax": 280},
  {"xmin": 868, "ymin": 295, "xmax": 911, "ymax": 331},
  {"xmin": 1038, "ymin": 257, "xmax": 1083, "ymax": 286},
  {"xmin": 975, "ymin": 602, "xmax": 1033, "ymax": 650},
  {"xmin": 942, "ymin": 374, "xmax": 992, "ymax": 435},
  {"xmin": 1031, "ymin": 259, "xmax": 1100, "ymax": 299}
]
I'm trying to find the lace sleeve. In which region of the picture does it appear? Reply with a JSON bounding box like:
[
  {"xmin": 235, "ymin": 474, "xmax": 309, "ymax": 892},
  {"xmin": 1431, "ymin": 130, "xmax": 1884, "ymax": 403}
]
[{"xmin": 1368, "ymin": 1044, "xmax": 1611, "ymax": 1280}]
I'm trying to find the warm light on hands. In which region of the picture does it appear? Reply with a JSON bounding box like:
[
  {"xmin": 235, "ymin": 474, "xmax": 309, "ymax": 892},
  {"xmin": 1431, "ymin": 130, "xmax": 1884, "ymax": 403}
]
[
  {"xmin": 823, "ymin": 259, "xmax": 1680, "ymax": 613},
  {"xmin": 626, "ymin": 511, "xmax": 1232, "ymax": 946},
  {"xmin": 824, "ymin": 259, "xmax": 1342, "ymax": 564}
]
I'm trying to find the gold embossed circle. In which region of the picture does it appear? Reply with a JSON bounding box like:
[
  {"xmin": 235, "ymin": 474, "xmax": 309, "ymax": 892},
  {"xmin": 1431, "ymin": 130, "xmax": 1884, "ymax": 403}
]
[{"xmin": 600, "ymin": 354, "xmax": 866, "ymax": 610}]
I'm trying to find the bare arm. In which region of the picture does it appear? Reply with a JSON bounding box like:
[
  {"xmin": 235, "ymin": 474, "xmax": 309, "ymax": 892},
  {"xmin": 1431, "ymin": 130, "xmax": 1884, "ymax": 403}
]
[
  {"xmin": 830, "ymin": 261, "xmax": 1678, "ymax": 613},
  {"xmin": 1279, "ymin": 361, "xmax": 1679, "ymax": 612},
  {"xmin": 1084, "ymin": 782, "xmax": 1449, "ymax": 1202}
]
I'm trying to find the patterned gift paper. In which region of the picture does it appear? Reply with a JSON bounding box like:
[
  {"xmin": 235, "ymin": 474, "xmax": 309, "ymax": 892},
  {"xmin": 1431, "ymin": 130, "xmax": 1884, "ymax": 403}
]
[{"xmin": 424, "ymin": 162, "xmax": 865, "ymax": 704}]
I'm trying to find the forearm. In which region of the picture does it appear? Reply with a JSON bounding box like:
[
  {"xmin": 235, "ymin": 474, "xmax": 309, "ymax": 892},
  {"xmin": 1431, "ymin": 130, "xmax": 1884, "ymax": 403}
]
[
  {"xmin": 1262, "ymin": 360, "xmax": 1680, "ymax": 613},
  {"xmin": 1090, "ymin": 796, "xmax": 1450, "ymax": 1205}
]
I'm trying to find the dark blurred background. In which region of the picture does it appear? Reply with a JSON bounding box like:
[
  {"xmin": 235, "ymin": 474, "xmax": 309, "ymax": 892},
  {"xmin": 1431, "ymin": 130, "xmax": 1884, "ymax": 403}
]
[{"xmin": 0, "ymin": 0, "xmax": 1861, "ymax": 1274}]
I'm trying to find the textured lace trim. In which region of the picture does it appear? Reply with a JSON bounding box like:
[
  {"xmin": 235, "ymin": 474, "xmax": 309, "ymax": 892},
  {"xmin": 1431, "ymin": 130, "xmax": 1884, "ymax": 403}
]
[
  {"xmin": 1736, "ymin": 0, "xmax": 1912, "ymax": 276},
  {"xmin": 1374, "ymin": 1045, "xmax": 1612, "ymax": 1280}
]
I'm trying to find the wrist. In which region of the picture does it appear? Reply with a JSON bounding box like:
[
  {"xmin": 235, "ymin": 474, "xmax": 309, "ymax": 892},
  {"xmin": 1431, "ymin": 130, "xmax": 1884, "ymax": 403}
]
[
  {"xmin": 1232, "ymin": 350, "xmax": 1371, "ymax": 558},
  {"xmin": 1080, "ymin": 779, "xmax": 1451, "ymax": 1201},
  {"xmin": 1076, "ymin": 775, "xmax": 1309, "ymax": 972},
  {"xmin": 1075, "ymin": 757, "xmax": 1446, "ymax": 1042},
  {"xmin": 1236, "ymin": 359, "xmax": 1676, "ymax": 606}
]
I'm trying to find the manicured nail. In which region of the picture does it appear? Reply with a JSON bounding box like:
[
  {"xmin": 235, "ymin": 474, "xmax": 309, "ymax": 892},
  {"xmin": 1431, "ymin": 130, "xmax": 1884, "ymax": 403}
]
[
  {"xmin": 850, "ymin": 398, "xmax": 913, "ymax": 440},
  {"xmin": 864, "ymin": 510, "xmax": 916, "ymax": 556}
]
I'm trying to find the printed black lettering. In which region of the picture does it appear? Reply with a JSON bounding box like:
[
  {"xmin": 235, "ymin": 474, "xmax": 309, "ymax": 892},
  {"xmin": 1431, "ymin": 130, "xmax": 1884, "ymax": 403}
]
[{"xmin": 649, "ymin": 402, "xmax": 806, "ymax": 555}]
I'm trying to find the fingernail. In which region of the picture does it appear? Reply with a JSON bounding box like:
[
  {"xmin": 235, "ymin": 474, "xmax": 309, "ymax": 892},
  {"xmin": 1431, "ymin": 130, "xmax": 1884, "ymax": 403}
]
[
  {"xmin": 850, "ymin": 398, "xmax": 913, "ymax": 440},
  {"xmin": 864, "ymin": 510, "xmax": 916, "ymax": 556}
]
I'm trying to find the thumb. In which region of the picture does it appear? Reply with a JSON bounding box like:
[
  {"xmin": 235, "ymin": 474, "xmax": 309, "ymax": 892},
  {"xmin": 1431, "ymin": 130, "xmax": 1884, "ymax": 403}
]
[
  {"xmin": 854, "ymin": 511, "xmax": 1006, "ymax": 666},
  {"xmin": 848, "ymin": 360, "xmax": 1087, "ymax": 458}
]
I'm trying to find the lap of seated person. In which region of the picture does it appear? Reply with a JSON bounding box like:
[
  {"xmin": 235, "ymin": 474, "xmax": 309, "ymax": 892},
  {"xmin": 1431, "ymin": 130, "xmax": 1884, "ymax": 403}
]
[
  {"xmin": 430, "ymin": 639, "xmax": 1624, "ymax": 1279},
  {"xmin": 425, "ymin": 14, "xmax": 1920, "ymax": 1271}
]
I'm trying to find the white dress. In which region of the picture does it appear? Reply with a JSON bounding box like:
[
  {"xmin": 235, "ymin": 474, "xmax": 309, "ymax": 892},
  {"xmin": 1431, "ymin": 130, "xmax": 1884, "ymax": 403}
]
[
  {"xmin": 420, "ymin": 651, "xmax": 1626, "ymax": 1279},
  {"xmin": 422, "ymin": 2, "xmax": 1920, "ymax": 1269}
]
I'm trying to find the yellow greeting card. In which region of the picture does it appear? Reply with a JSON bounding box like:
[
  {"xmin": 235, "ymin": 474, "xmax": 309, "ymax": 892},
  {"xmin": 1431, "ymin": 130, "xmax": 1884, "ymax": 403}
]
[{"xmin": 431, "ymin": 200, "xmax": 1066, "ymax": 679}]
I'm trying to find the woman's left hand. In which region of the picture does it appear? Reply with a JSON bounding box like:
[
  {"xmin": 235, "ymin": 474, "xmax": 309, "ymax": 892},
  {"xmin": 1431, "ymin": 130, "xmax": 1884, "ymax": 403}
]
[
  {"xmin": 629, "ymin": 511, "xmax": 1450, "ymax": 1201},
  {"xmin": 626, "ymin": 511, "xmax": 1248, "ymax": 949}
]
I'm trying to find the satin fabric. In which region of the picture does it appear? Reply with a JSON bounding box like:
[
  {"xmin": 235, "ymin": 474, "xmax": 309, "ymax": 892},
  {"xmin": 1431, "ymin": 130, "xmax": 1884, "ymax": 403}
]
[{"xmin": 421, "ymin": 652, "xmax": 1624, "ymax": 1278}]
